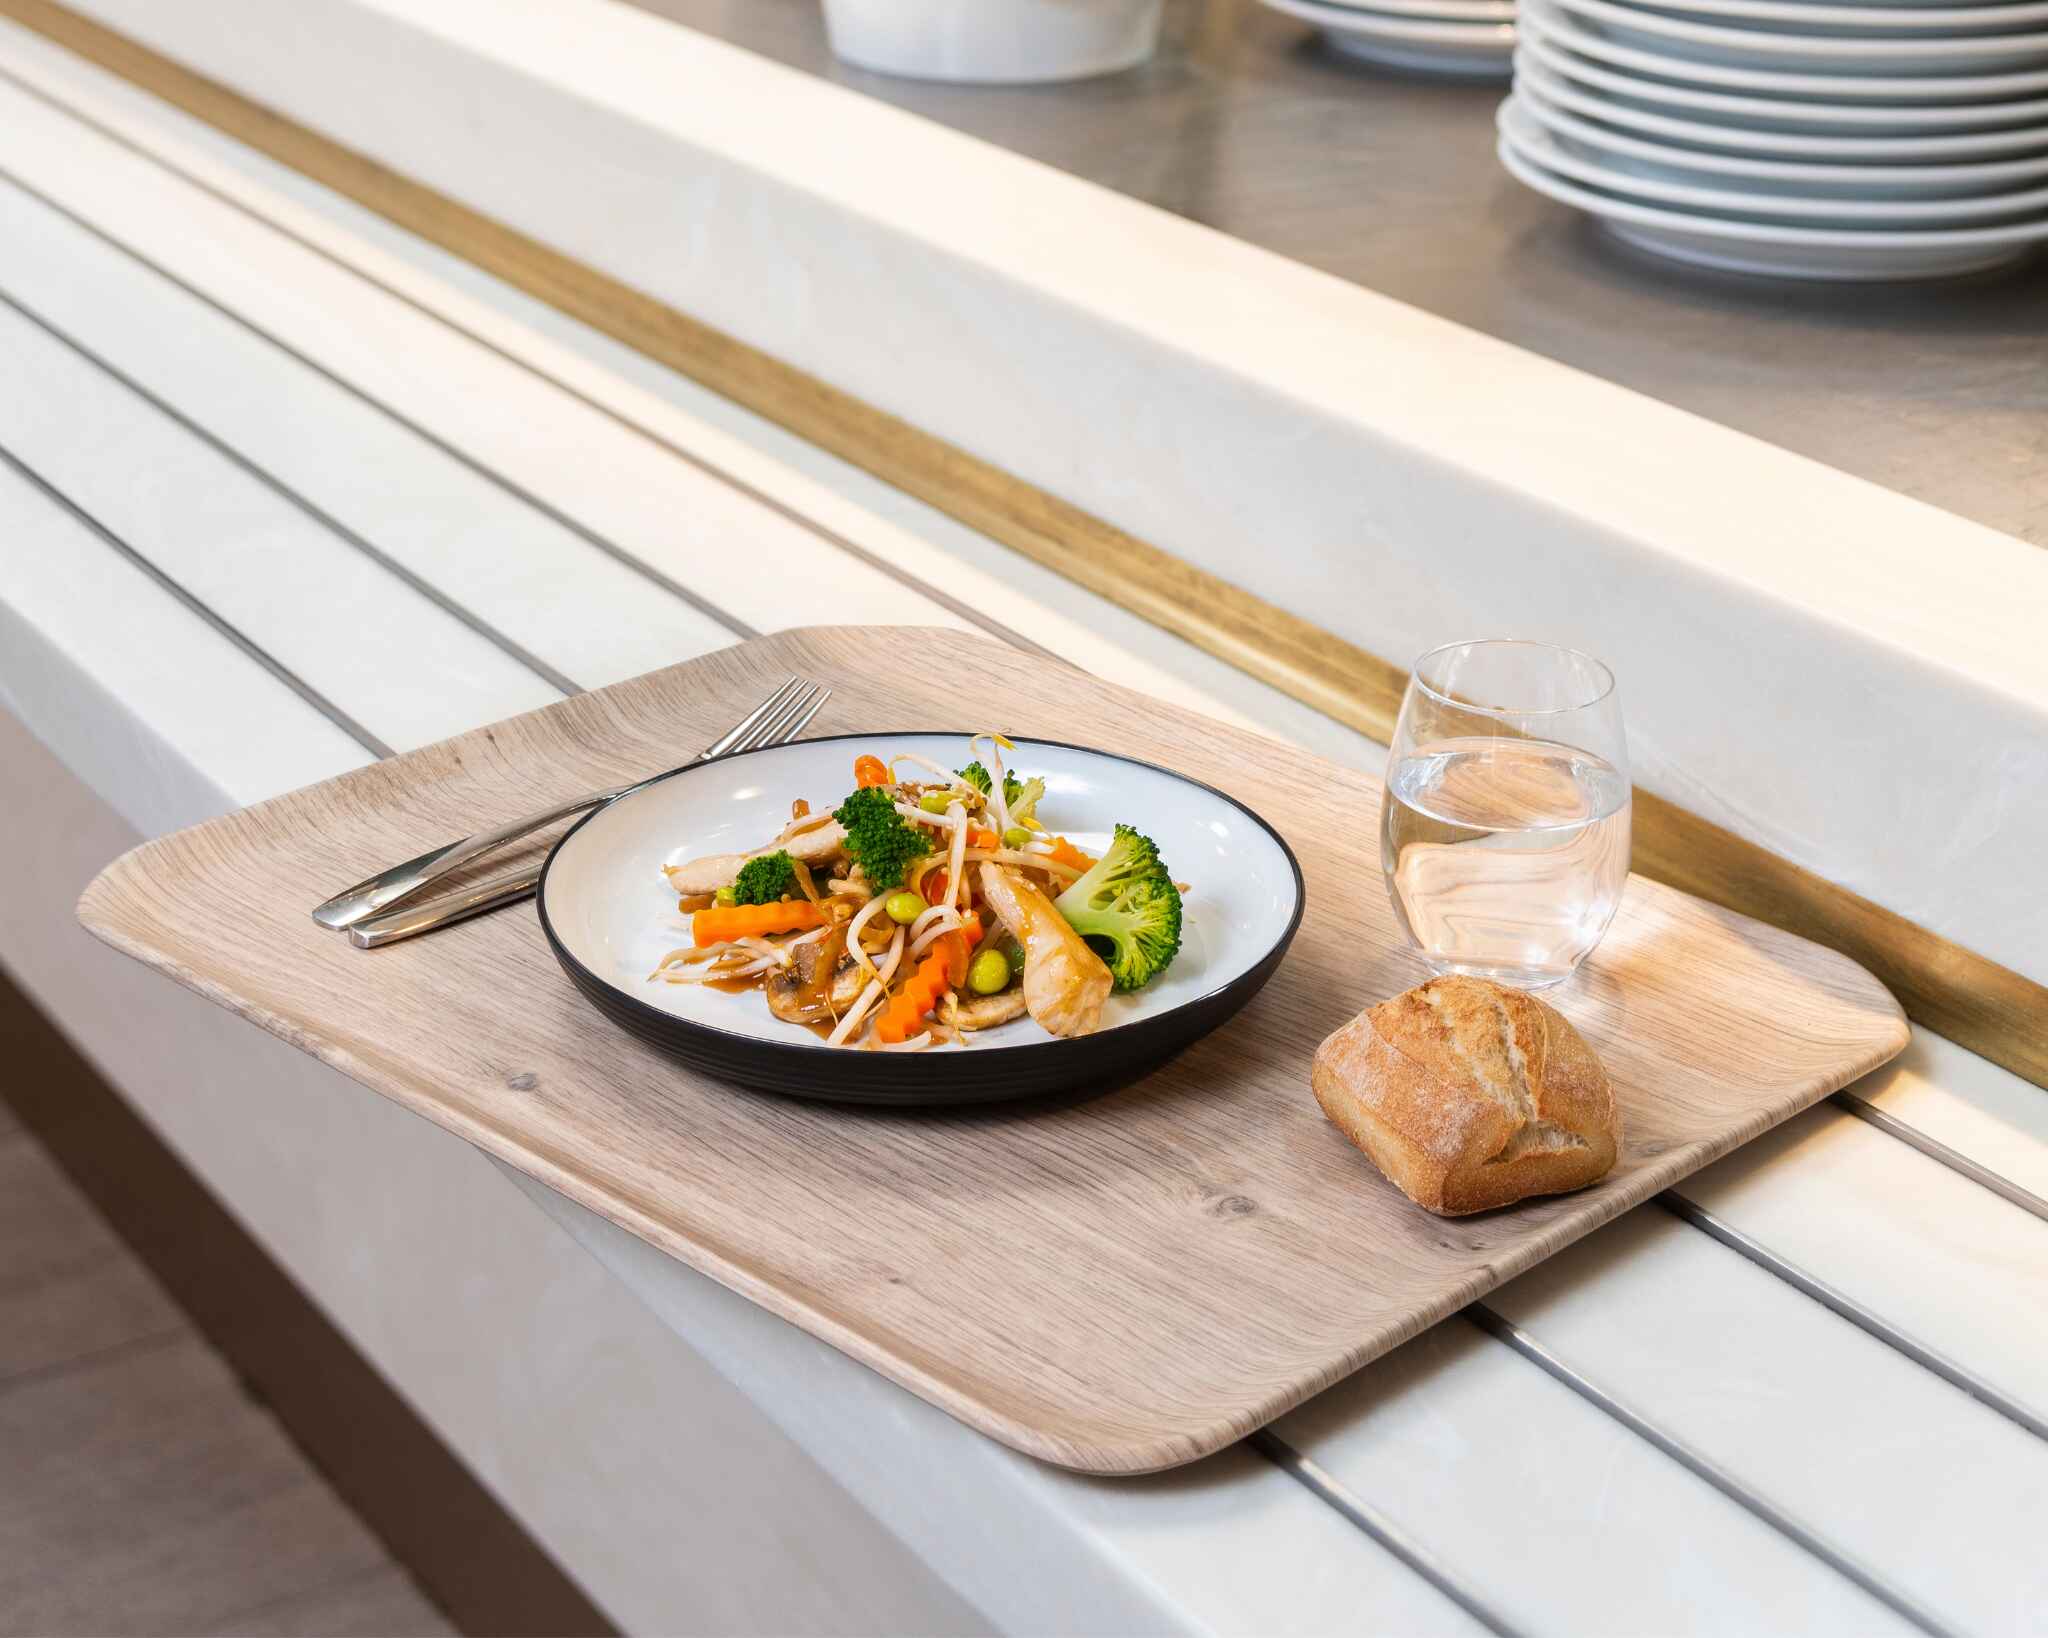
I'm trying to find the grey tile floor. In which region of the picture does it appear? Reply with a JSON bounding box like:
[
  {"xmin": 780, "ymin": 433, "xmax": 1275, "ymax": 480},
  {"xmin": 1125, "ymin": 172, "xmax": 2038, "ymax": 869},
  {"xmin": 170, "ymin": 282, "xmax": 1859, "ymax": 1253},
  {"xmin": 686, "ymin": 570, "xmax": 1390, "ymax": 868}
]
[{"xmin": 0, "ymin": 1111, "xmax": 453, "ymax": 1638}]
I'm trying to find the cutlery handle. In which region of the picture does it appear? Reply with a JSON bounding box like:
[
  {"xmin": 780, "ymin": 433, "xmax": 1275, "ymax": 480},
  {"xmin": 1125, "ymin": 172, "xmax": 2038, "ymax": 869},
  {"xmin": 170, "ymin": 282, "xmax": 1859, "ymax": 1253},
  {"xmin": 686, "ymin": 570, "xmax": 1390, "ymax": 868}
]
[
  {"xmin": 322, "ymin": 677, "xmax": 820, "ymax": 943},
  {"xmin": 348, "ymin": 863, "xmax": 542, "ymax": 949},
  {"xmin": 311, "ymin": 788, "xmax": 624, "ymax": 930}
]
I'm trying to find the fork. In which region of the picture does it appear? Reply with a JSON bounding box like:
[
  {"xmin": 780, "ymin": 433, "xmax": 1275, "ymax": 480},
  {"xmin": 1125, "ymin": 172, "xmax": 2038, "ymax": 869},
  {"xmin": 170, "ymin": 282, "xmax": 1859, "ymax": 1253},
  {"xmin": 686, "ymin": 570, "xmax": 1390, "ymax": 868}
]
[{"xmin": 313, "ymin": 677, "xmax": 831, "ymax": 950}]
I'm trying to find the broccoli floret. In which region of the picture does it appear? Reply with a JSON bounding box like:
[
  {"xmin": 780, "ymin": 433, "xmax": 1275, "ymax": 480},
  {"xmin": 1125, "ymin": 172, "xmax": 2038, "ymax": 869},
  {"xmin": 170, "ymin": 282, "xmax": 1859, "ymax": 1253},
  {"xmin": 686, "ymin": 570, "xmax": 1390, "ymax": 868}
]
[
  {"xmin": 958, "ymin": 763, "xmax": 1047, "ymax": 826},
  {"xmin": 1053, "ymin": 824, "xmax": 1183, "ymax": 992},
  {"xmin": 957, "ymin": 761, "xmax": 1016, "ymax": 801},
  {"xmin": 731, "ymin": 850, "xmax": 796, "ymax": 905},
  {"xmin": 831, "ymin": 786, "xmax": 930, "ymax": 891}
]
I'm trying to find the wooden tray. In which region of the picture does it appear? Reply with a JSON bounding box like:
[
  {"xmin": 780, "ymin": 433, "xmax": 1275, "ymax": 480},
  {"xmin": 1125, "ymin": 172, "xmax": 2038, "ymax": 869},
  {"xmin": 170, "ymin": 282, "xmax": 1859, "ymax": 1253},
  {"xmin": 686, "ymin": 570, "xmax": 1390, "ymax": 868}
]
[{"xmin": 79, "ymin": 627, "xmax": 1909, "ymax": 1474}]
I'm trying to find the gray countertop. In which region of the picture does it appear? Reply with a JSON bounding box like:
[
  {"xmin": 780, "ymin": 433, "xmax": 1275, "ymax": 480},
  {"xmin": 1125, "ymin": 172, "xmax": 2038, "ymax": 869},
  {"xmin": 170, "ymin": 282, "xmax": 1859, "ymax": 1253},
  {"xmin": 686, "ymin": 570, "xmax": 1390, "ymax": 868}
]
[{"xmin": 630, "ymin": 0, "xmax": 2047, "ymax": 545}]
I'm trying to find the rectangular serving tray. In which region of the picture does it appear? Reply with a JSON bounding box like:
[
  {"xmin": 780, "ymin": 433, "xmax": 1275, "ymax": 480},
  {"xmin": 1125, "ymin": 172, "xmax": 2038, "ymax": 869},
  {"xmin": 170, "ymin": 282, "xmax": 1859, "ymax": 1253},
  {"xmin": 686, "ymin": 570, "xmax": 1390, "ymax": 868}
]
[{"xmin": 78, "ymin": 626, "xmax": 1909, "ymax": 1474}]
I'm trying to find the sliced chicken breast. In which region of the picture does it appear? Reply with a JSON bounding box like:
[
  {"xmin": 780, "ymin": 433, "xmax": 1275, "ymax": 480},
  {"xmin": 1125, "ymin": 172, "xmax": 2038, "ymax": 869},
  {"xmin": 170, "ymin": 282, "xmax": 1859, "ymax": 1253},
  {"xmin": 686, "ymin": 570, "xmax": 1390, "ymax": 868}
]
[
  {"xmin": 949, "ymin": 988, "xmax": 1028, "ymax": 1033},
  {"xmin": 976, "ymin": 863, "xmax": 1111, "ymax": 1038},
  {"xmin": 666, "ymin": 820, "xmax": 846, "ymax": 897}
]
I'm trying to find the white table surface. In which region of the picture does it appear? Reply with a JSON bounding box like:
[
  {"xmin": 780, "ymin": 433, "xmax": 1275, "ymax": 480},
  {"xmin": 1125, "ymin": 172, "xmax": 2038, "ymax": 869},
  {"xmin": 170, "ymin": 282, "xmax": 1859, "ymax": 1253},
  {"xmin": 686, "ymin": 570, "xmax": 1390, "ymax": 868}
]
[{"xmin": 1, "ymin": 22, "xmax": 2044, "ymax": 1636}]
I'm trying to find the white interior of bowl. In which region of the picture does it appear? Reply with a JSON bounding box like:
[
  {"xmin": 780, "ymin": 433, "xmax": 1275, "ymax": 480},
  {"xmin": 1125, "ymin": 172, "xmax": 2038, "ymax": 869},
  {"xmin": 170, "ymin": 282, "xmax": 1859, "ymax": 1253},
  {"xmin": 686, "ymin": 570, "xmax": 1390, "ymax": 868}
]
[{"xmin": 541, "ymin": 735, "xmax": 1301, "ymax": 1053}]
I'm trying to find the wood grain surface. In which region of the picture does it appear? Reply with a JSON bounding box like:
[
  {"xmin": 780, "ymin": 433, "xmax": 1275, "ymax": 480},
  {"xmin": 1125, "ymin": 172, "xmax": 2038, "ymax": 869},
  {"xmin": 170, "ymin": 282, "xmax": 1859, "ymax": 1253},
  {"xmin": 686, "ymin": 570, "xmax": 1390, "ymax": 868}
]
[
  {"xmin": 6, "ymin": 0, "xmax": 2039, "ymax": 1101},
  {"xmin": 77, "ymin": 628, "xmax": 1909, "ymax": 1474}
]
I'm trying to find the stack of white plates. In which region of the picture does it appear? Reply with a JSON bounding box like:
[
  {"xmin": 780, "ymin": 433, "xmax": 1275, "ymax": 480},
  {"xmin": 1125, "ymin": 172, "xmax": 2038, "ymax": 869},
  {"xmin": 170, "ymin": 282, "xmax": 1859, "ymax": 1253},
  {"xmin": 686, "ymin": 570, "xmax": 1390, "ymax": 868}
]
[
  {"xmin": 1498, "ymin": 0, "xmax": 2048, "ymax": 277},
  {"xmin": 1258, "ymin": 0, "xmax": 1517, "ymax": 80}
]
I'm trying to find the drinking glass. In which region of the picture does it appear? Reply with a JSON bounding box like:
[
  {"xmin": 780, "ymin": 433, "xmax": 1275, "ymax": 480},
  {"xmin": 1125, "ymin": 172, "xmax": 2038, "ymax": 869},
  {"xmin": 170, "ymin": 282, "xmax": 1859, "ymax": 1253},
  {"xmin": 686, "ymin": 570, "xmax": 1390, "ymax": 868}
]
[{"xmin": 1380, "ymin": 639, "xmax": 1630, "ymax": 990}]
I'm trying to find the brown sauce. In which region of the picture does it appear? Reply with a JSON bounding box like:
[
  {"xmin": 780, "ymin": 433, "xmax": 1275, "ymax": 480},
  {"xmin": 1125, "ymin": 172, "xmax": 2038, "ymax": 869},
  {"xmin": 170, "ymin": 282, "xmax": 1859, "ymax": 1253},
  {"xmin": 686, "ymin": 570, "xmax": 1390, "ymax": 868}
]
[{"xmin": 780, "ymin": 925, "xmax": 849, "ymax": 1026}]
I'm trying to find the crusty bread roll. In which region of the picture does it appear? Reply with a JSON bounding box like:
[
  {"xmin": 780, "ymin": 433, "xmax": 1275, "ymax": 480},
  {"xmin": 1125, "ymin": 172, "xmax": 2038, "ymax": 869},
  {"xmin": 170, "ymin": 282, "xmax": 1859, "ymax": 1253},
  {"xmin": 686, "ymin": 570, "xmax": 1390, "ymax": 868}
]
[{"xmin": 1312, "ymin": 976, "xmax": 1619, "ymax": 1216}]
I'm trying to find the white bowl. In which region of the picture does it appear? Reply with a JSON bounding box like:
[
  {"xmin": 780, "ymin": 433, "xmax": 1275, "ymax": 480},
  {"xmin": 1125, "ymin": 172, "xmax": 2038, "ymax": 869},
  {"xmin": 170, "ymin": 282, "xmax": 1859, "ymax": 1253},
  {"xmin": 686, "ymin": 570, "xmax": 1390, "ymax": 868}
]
[
  {"xmin": 1515, "ymin": 80, "xmax": 2048, "ymax": 187},
  {"xmin": 1516, "ymin": 46, "xmax": 2048, "ymax": 151},
  {"xmin": 1499, "ymin": 125, "xmax": 2048, "ymax": 273},
  {"xmin": 1522, "ymin": 0, "xmax": 2048, "ymax": 95},
  {"xmin": 1625, "ymin": 0, "xmax": 2048, "ymax": 32},
  {"xmin": 1258, "ymin": 0, "xmax": 1516, "ymax": 75},
  {"xmin": 1500, "ymin": 95, "xmax": 2048, "ymax": 213},
  {"xmin": 822, "ymin": 0, "xmax": 1163, "ymax": 83},
  {"xmin": 1520, "ymin": 14, "xmax": 2048, "ymax": 121},
  {"xmin": 1545, "ymin": 0, "xmax": 2048, "ymax": 70}
]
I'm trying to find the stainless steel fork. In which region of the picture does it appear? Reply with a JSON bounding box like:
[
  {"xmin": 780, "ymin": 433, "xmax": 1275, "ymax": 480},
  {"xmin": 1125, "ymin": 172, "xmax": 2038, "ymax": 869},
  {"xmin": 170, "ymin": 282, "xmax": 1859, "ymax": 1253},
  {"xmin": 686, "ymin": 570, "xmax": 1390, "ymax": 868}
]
[{"xmin": 313, "ymin": 676, "xmax": 831, "ymax": 950}]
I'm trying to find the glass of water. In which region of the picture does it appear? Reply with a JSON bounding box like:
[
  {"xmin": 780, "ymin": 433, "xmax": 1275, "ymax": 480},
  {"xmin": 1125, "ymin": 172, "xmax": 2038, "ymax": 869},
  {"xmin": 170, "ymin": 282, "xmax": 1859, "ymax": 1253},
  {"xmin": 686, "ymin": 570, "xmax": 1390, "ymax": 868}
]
[{"xmin": 1380, "ymin": 639, "xmax": 1630, "ymax": 990}]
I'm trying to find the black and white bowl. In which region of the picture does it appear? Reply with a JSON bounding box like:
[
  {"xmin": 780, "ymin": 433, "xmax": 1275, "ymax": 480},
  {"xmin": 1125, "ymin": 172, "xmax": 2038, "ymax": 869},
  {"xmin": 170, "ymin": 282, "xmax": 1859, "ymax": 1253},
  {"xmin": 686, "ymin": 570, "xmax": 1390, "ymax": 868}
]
[{"xmin": 537, "ymin": 734, "xmax": 1305, "ymax": 1106}]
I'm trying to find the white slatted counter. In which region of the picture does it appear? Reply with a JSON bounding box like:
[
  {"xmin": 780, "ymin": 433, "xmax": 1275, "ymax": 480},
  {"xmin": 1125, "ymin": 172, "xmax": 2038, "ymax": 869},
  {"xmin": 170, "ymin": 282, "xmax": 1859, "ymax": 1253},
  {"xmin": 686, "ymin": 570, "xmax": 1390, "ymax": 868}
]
[{"xmin": 2, "ymin": 21, "xmax": 2044, "ymax": 1637}]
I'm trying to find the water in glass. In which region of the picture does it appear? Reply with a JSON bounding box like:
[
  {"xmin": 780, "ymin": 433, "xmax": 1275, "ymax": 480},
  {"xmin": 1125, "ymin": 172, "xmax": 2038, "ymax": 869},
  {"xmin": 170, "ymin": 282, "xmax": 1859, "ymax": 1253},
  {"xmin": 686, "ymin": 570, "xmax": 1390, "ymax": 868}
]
[
  {"xmin": 1382, "ymin": 736, "xmax": 1630, "ymax": 988},
  {"xmin": 1379, "ymin": 638, "xmax": 1630, "ymax": 988}
]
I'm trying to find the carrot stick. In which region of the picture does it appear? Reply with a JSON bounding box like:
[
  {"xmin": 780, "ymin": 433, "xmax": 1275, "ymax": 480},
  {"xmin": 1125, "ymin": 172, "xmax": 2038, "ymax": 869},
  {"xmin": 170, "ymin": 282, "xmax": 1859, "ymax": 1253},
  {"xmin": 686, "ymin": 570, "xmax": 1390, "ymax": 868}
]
[
  {"xmin": 1045, "ymin": 837, "xmax": 1096, "ymax": 873},
  {"xmin": 875, "ymin": 948, "xmax": 952, "ymax": 1044},
  {"xmin": 872, "ymin": 921, "xmax": 986, "ymax": 1043},
  {"xmin": 692, "ymin": 901, "xmax": 825, "ymax": 948}
]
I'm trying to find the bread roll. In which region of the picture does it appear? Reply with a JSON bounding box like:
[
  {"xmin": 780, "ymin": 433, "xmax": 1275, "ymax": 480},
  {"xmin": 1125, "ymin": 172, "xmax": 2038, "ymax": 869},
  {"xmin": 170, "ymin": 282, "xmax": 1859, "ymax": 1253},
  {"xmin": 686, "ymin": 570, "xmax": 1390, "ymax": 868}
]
[{"xmin": 1312, "ymin": 976, "xmax": 1619, "ymax": 1216}]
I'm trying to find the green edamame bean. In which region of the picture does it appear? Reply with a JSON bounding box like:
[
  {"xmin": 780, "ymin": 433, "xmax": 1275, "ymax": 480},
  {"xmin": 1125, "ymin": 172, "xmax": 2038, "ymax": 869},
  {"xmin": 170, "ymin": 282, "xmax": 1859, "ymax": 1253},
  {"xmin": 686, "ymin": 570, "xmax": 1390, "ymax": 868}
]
[
  {"xmin": 918, "ymin": 791, "xmax": 952, "ymax": 815},
  {"xmin": 884, "ymin": 890, "xmax": 927, "ymax": 924},
  {"xmin": 968, "ymin": 948, "xmax": 1011, "ymax": 995},
  {"xmin": 1001, "ymin": 826, "xmax": 1031, "ymax": 850}
]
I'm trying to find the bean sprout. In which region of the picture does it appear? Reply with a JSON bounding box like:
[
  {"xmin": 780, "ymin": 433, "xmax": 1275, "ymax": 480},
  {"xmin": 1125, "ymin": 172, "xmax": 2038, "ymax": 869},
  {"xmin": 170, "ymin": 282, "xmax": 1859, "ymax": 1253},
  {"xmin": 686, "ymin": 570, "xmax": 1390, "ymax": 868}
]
[
  {"xmin": 845, "ymin": 892, "xmax": 892, "ymax": 983},
  {"xmin": 908, "ymin": 915, "xmax": 970, "ymax": 961},
  {"xmin": 907, "ymin": 902, "xmax": 954, "ymax": 944},
  {"xmin": 652, "ymin": 949, "xmax": 776, "ymax": 984},
  {"xmin": 773, "ymin": 810, "xmax": 838, "ymax": 845},
  {"xmin": 649, "ymin": 942, "xmax": 734, "ymax": 977},
  {"xmin": 893, "ymin": 799, "xmax": 959, "ymax": 833},
  {"xmin": 874, "ymin": 924, "xmax": 906, "ymax": 990},
  {"xmin": 889, "ymin": 752, "xmax": 975, "ymax": 790},
  {"xmin": 827, "ymin": 975, "xmax": 887, "ymax": 1046},
  {"xmin": 962, "ymin": 847, "xmax": 1084, "ymax": 880},
  {"xmin": 970, "ymin": 733, "xmax": 1014, "ymax": 837},
  {"xmin": 945, "ymin": 800, "xmax": 969, "ymax": 912}
]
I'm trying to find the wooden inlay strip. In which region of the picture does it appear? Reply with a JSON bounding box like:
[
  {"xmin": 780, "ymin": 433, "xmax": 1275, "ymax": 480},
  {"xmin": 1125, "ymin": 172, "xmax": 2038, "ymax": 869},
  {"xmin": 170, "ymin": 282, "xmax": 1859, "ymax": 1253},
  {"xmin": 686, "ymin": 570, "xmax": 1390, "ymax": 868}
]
[{"xmin": 9, "ymin": 0, "xmax": 2044, "ymax": 1093}]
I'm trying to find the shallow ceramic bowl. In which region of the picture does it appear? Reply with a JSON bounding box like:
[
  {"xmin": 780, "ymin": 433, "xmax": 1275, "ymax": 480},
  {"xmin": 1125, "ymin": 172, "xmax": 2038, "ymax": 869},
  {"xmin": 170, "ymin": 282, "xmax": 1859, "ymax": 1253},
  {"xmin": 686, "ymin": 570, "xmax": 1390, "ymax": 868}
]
[{"xmin": 539, "ymin": 734, "xmax": 1305, "ymax": 1105}]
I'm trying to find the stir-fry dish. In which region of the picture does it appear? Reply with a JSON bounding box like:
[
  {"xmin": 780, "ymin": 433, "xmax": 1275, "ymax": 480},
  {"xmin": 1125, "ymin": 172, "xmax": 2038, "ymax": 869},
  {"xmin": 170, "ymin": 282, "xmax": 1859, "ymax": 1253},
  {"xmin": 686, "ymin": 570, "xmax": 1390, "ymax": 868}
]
[{"xmin": 650, "ymin": 736, "xmax": 1186, "ymax": 1051}]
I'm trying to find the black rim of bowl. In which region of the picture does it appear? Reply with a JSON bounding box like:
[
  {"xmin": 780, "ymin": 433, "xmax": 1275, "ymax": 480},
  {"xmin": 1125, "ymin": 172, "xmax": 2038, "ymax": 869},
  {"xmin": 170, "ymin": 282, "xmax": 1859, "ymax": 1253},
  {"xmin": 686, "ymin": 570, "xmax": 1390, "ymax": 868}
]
[{"xmin": 535, "ymin": 732, "xmax": 1307, "ymax": 1104}]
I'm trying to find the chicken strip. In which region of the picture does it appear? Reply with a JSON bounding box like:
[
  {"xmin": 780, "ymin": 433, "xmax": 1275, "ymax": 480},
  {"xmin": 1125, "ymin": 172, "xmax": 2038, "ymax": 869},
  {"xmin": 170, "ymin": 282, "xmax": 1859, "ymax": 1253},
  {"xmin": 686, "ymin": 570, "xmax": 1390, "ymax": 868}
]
[
  {"xmin": 949, "ymin": 988, "xmax": 1028, "ymax": 1033},
  {"xmin": 976, "ymin": 863, "xmax": 1111, "ymax": 1038},
  {"xmin": 666, "ymin": 820, "xmax": 845, "ymax": 897}
]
